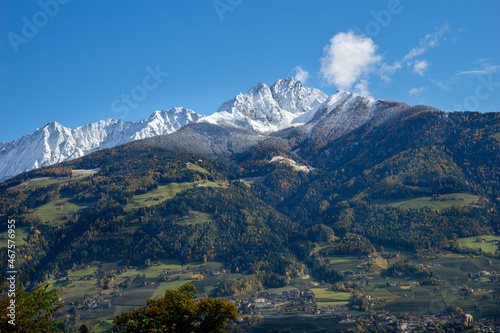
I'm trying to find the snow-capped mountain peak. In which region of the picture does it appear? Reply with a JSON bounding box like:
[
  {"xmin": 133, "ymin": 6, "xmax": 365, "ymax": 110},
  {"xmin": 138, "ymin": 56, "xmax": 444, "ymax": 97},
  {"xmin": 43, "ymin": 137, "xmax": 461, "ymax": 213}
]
[
  {"xmin": 197, "ymin": 77, "xmax": 405, "ymax": 142},
  {"xmin": 0, "ymin": 77, "xmax": 409, "ymax": 182},
  {"xmin": 199, "ymin": 77, "xmax": 328, "ymax": 132},
  {"xmin": 0, "ymin": 108, "xmax": 201, "ymax": 182}
]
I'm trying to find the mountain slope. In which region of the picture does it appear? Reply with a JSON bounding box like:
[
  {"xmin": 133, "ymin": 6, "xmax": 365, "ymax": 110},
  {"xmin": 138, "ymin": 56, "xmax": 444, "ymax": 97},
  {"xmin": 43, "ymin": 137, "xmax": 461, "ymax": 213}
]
[
  {"xmin": 1, "ymin": 77, "xmax": 415, "ymax": 182},
  {"xmin": 0, "ymin": 109, "xmax": 499, "ymax": 329},
  {"xmin": 198, "ymin": 77, "xmax": 328, "ymax": 132},
  {"xmin": 1, "ymin": 109, "xmax": 498, "ymax": 277},
  {"xmin": 0, "ymin": 108, "xmax": 200, "ymax": 182},
  {"xmin": 150, "ymin": 78, "xmax": 410, "ymax": 158}
]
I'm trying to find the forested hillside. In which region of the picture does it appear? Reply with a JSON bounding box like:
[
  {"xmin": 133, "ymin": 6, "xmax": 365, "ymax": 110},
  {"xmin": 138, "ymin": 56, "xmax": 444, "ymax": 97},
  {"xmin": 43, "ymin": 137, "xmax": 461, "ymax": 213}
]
[{"xmin": 1, "ymin": 109, "xmax": 499, "ymax": 331}]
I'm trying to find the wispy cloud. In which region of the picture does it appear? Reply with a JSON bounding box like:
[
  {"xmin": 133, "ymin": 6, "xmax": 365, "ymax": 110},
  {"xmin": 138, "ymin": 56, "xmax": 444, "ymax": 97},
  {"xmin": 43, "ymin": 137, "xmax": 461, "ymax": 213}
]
[
  {"xmin": 439, "ymin": 60, "xmax": 500, "ymax": 90},
  {"xmin": 403, "ymin": 24, "xmax": 450, "ymax": 62},
  {"xmin": 375, "ymin": 25, "xmax": 449, "ymax": 83},
  {"xmin": 409, "ymin": 87, "xmax": 426, "ymax": 96},
  {"xmin": 320, "ymin": 31, "xmax": 381, "ymax": 93},
  {"xmin": 293, "ymin": 66, "xmax": 310, "ymax": 84},
  {"xmin": 413, "ymin": 60, "xmax": 429, "ymax": 76},
  {"xmin": 379, "ymin": 61, "xmax": 402, "ymax": 82},
  {"xmin": 455, "ymin": 64, "xmax": 500, "ymax": 77},
  {"xmin": 437, "ymin": 81, "xmax": 451, "ymax": 91}
]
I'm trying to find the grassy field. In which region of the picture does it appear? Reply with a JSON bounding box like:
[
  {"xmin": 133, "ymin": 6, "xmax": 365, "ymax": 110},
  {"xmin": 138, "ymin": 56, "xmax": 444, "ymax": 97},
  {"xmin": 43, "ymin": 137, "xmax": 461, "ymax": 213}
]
[
  {"xmin": 34, "ymin": 197, "xmax": 90, "ymax": 225},
  {"xmin": 372, "ymin": 256, "xmax": 389, "ymax": 269},
  {"xmin": 47, "ymin": 278, "xmax": 97, "ymax": 302},
  {"xmin": 175, "ymin": 211, "xmax": 216, "ymax": 225},
  {"xmin": 374, "ymin": 193, "xmax": 480, "ymax": 209},
  {"xmin": 15, "ymin": 169, "xmax": 98, "ymax": 189},
  {"xmin": 0, "ymin": 227, "xmax": 29, "ymax": 247},
  {"xmin": 124, "ymin": 183, "xmax": 194, "ymax": 210},
  {"xmin": 17, "ymin": 175, "xmax": 90, "ymax": 188},
  {"xmin": 313, "ymin": 289, "xmax": 351, "ymax": 307},
  {"xmin": 20, "ymin": 177, "xmax": 67, "ymax": 187},
  {"xmin": 310, "ymin": 242, "xmax": 331, "ymax": 256},
  {"xmin": 119, "ymin": 260, "xmax": 205, "ymax": 278},
  {"xmin": 68, "ymin": 266, "xmax": 99, "ymax": 278},
  {"xmin": 153, "ymin": 280, "xmax": 192, "ymax": 298},
  {"xmin": 325, "ymin": 256, "xmax": 352, "ymax": 264},
  {"xmin": 368, "ymin": 288, "xmax": 401, "ymax": 301},
  {"xmin": 124, "ymin": 181, "xmax": 225, "ymax": 211},
  {"xmin": 92, "ymin": 320, "xmax": 114, "ymax": 333},
  {"xmin": 187, "ymin": 163, "xmax": 210, "ymax": 174},
  {"xmin": 325, "ymin": 255, "xmax": 369, "ymax": 272},
  {"xmin": 457, "ymin": 235, "xmax": 500, "ymax": 254}
]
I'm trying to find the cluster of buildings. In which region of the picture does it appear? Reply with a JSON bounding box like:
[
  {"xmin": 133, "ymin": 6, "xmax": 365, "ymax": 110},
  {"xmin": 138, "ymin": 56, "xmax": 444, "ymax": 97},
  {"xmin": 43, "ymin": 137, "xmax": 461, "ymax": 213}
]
[{"xmin": 237, "ymin": 288, "xmax": 315, "ymax": 312}]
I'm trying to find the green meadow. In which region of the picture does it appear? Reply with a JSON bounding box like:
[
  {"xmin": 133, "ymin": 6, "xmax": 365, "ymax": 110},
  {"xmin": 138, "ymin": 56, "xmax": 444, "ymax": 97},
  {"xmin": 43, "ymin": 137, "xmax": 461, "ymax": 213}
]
[
  {"xmin": 375, "ymin": 193, "xmax": 480, "ymax": 210},
  {"xmin": 34, "ymin": 197, "xmax": 90, "ymax": 226},
  {"xmin": 124, "ymin": 181, "xmax": 225, "ymax": 211},
  {"xmin": 174, "ymin": 211, "xmax": 216, "ymax": 225},
  {"xmin": 457, "ymin": 235, "xmax": 500, "ymax": 254},
  {"xmin": 187, "ymin": 163, "xmax": 210, "ymax": 174},
  {"xmin": 313, "ymin": 289, "xmax": 351, "ymax": 307},
  {"xmin": 0, "ymin": 227, "xmax": 28, "ymax": 247}
]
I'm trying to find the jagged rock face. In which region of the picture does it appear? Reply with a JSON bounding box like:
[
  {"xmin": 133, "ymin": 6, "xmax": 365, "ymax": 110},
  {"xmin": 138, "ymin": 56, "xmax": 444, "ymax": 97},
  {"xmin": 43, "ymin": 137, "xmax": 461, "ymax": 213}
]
[
  {"xmin": 0, "ymin": 108, "xmax": 200, "ymax": 182},
  {"xmin": 198, "ymin": 77, "xmax": 328, "ymax": 132},
  {"xmin": 0, "ymin": 77, "xmax": 416, "ymax": 182}
]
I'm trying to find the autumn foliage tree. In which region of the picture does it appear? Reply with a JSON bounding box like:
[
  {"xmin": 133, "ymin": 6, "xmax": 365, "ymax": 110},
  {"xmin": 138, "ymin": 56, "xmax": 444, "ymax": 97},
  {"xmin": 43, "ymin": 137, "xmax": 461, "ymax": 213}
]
[{"xmin": 113, "ymin": 284, "xmax": 237, "ymax": 332}]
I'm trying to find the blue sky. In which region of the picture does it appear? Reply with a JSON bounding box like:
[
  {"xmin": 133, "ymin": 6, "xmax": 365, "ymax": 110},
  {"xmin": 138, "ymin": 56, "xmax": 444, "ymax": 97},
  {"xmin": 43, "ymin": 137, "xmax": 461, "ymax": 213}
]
[{"xmin": 1, "ymin": 0, "xmax": 499, "ymax": 142}]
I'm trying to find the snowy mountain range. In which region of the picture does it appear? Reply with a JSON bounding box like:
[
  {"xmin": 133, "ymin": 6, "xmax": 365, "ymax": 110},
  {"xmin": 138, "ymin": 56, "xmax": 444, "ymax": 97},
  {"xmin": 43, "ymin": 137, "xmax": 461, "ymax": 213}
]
[
  {"xmin": 0, "ymin": 108, "xmax": 200, "ymax": 182},
  {"xmin": 0, "ymin": 77, "xmax": 409, "ymax": 182}
]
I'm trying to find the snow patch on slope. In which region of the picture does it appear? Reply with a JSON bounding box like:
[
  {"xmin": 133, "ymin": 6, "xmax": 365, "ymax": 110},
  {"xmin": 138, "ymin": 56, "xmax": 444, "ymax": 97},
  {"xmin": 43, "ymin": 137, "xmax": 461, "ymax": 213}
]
[{"xmin": 269, "ymin": 156, "xmax": 315, "ymax": 172}]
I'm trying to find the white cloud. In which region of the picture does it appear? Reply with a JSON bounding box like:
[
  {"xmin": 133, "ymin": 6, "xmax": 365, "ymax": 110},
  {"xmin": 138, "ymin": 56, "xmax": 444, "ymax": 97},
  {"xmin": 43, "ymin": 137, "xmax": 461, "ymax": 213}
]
[
  {"xmin": 354, "ymin": 79, "xmax": 370, "ymax": 96},
  {"xmin": 320, "ymin": 31, "xmax": 381, "ymax": 91},
  {"xmin": 403, "ymin": 24, "xmax": 450, "ymax": 62},
  {"xmin": 413, "ymin": 60, "xmax": 429, "ymax": 76},
  {"xmin": 380, "ymin": 61, "xmax": 402, "ymax": 82},
  {"xmin": 293, "ymin": 66, "xmax": 310, "ymax": 84},
  {"xmin": 408, "ymin": 87, "xmax": 426, "ymax": 96}
]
